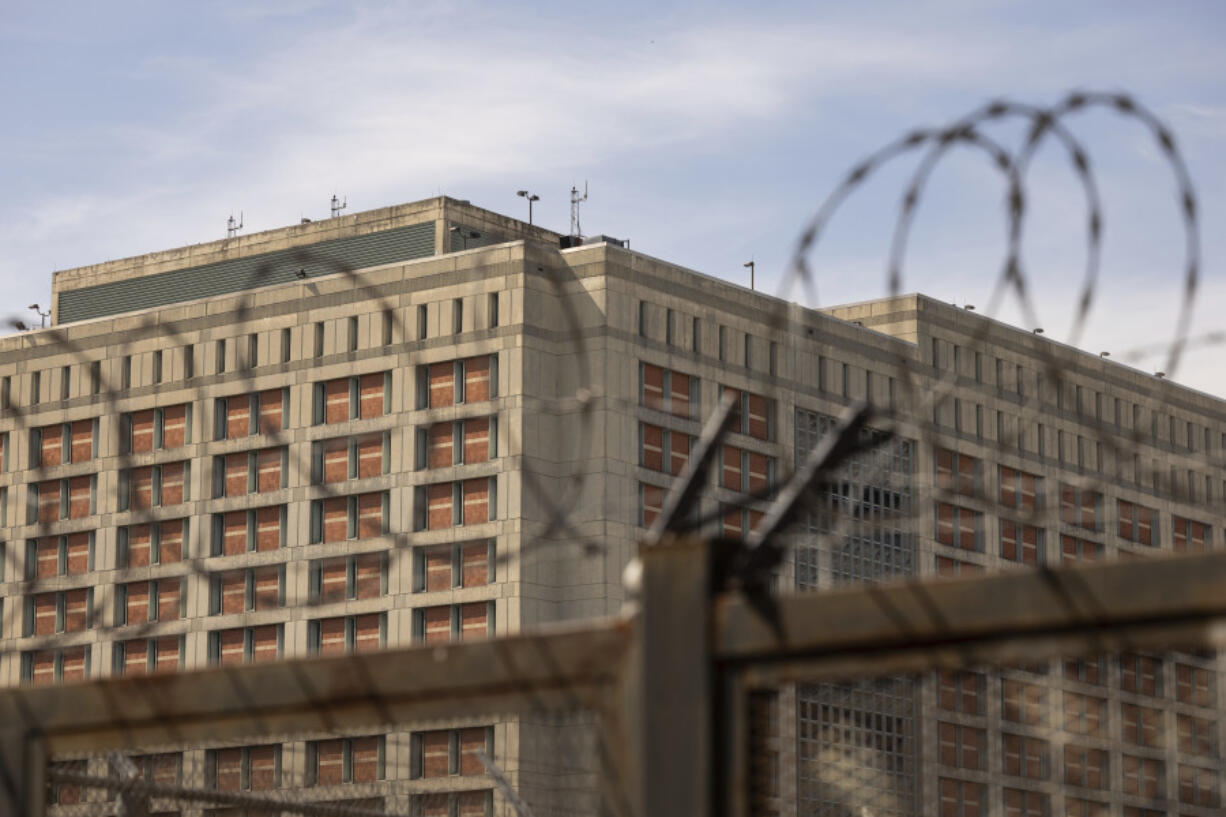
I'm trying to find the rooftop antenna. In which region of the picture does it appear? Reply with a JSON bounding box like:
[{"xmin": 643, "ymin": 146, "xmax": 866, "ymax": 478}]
[
  {"xmin": 331, "ymin": 194, "xmax": 347, "ymax": 218},
  {"xmin": 28, "ymin": 303, "xmax": 49, "ymax": 329},
  {"xmin": 569, "ymin": 182, "xmax": 588, "ymax": 239},
  {"xmin": 226, "ymin": 212, "xmax": 243, "ymax": 239}
]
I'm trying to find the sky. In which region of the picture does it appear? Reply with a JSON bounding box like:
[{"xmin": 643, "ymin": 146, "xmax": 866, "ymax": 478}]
[{"xmin": 3, "ymin": 0, "xmax": 1225, "ymax": 394}]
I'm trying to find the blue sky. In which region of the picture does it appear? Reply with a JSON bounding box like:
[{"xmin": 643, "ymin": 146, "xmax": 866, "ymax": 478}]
[{"xmin": 3, "ymin": 0, "xmax": 1225, "ymax": 393}]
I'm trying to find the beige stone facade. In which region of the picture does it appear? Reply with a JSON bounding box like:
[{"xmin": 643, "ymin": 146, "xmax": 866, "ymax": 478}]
[{"xmin": 2, "ymin": 197, "xmax": 1223, "ymax": 815}]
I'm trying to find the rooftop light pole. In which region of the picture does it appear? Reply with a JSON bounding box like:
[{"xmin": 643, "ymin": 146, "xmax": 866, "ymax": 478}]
[
  {"xmin": 744, "ymin": 260, "xmax": 755, "ymax": 291},
  {"xmin": 516, "ymin": 190, "xmax": 540, "ymax": 225},
  {"xmin": 28, "ymin": 303, "xmax": 48, "ymax": 329}
]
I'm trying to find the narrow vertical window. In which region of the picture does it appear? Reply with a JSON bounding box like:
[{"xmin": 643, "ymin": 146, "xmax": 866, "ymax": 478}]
[
  {"xmin": 61, "ymin": 366, "xmax": 70, "ymax": 400},
  {"xmin": 281, "ymin": 328, "xmax": 291, "ymax": 363},
  {"xmin": 215, "ymin": 340, "xmax": 226, "ymax": 374},
  {"xmin": 382, "ymin": 308, "xmax": 394, "ymax": 345},
  {"xmin": 638, "ymin": 301, "xmax": 647, "ymax": 338},
  {"xmin": 665, "ymin": 308, "xmax": 674, "ymax": 346},
  {"xmin": 184, "ymin": 346, "xmax": 194, "ymax": 380},
  {"xmin": 32, "ymin": 370, "xmax": 42, "ymax": 404},
  {"xmin": 488, "ymin": 293, "xmax": 499, "ymax": 329},
  {"xmin": 769, "ymin": 342, "xmax": 777, "ymax": 376},
  {"xmin": 692, "ymin": 317, "xmax": 700, "ymax": 353},
  {"xmin": 718, "ymin": 326, "xmax": 727, "ymax": 362},
  {"xmin": 453, "ymin": 299, "xmax": 463, "ymax": 335},
  {"xmin": 314, "ymin": 322, "xmax": 324, "ymax": 358},
  {"xmin": 247, "ymin": 333, "xmax": 258, "ymax": 369},
  {"xmin": 90, "ymin": 362, "xmax": 100, "ymax": 394},
  {"xmin": 348, "ymin": 316, "xmax": 358, "ymax": 352},
  {"xmin": 744, "ymin": 334, "xmax": 752, "ymax": 370},
  {"xmin": 417, "ymin": 304, "xmax": 428, "ymax": 340}
]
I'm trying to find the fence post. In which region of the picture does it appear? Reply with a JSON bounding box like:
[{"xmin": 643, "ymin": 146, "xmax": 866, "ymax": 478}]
[
  {"xmin": 0, "ymin": 728, "xmax": 46, "ymax": 817},
  {"xmin": 621, "ymin": 535, "xmax": 711, "ymax": 817}
]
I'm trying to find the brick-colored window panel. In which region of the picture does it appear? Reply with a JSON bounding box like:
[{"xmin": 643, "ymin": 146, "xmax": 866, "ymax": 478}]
[
  {"xmin": 641, "ymin": 363, "xmax": 665, "ymax": 410},
  {"xmin": 251, "ymin": 625, "xmax": 280, "ymax": 663},
  {"xmin": 462, "ymin": 542, "xmax": 490, "ymax": 587},
  {"xmin": 641, "ymin": 424, "xmax": 664, "ymax": 471},
  {"xmin": 37, "ymin": 479, "xmax": 61, "ymax": 522},
  {"xmin": 1177, "ymin": 713, "xmax": 1215, "ymax": 757},
  {"xmin": 154, "ymin": 637, "xmax": 180, "ymax": 673},
  {"xmin": 353, "ymin": 614, "xmax": 382, "ymax": 653},
  {"xmin": 65, "ymin": 532, "xmax": 90, "ymax": 574},
  {"xmin": 1173, "ymin": 516, "xmax": 1209, "ymax": 553},
  {"xmin": 142, "ymin": 753, "xmax": 181, "ymax": 786},
  {"xmin": 641, "ymin": 483, "xmax": 664, "ymax": 528},
  {"xmin": 125, "ymin": 582, "xmax": 151, "ymax": 625},
  {"xmin": 747, "ymin": 451, "xmax": 768, "ymax": 493},
  {"xmin": 324, "ymin": 378, "xmax": 350, "ymax": 423},
  {"xmin": 70, "ymin": 420, "xmax": 93, "ymax": 462},
  {"xmin": 257, "ymin": 390, "xmax": 282, "ymax": 435},
  {"xmin": 33, "ymin": 593, "xmax": 57, "ymax": 635},
  {"xmin": 124, "ymin": 640, "xmax": 148, "ymax": 676},
  {"xmin": 1063, "ymin": 691, "xmax": 1105, "ymax": 737},
  {"xmin": 464, "ymin": 356, "xmax": 491, "ymax": 403},
  {"xmin": 1064, "ymin": 745, "xmax": 1107, "ymax": 789},
  {"xmin": 722, "ymin": 507, "xmax": 743, "ymax": 539},
  {"xmin": 1121, "ymin": 702, "xmax": 1162, "ymax": 747},
  {"xmin": 425, "ymin": 545, "xmax": 452, "ymax": 591},
  {"xmin": 417, "ymin": 794, "xmax": 450, "ymax": 816},
  {"xmin": 458, "ymin": 727, "xmax": 488, "ymax": 776},
  {"xmin": 31, "ymin": 652, "xmax": 56, "ymax": 686},
  {"xmin": 153, "ymin": 579, "xmax": 178, "ymax": 623},
  {"xmin": 223, "ymin": 512, "xmax": 247, "ymax": 556},
  {"xmin": 423, "ymin": 606, "xmax": 451, "ymax": 644},
  {"xmin": 670, "ymin": 371, "xmax": 692, "ymax": 419},
  {"xmin": 60, "ymin": 647, "xmax": 88, "ymax": 681},
  {"xmin": 351, "ymin": 736, "xmax": 381, "ymax": 783},
  {"xmin": 1122, "ymin": 754, "xmax": 1163, "ymax": 798},
  {"xmin": 936, "ymin": 556, "xmax": 981, "ymax": 576},
  {"xmin": 225, "ymin": 453, "xmax": 248, "ymax": 497},
  {"xmin": 429, "ymin": 363, "xmax": 454, "ymax": 408},
  {"xmin": 254, "ymin": 507, "xmax": 280, "ymax": 552},
  {"xmin": 217, "ymin": 629, "xmax": 245, "ymax": 666},
  {"xmin": 354, "ymin": 553, "xmax": 384, "ymax": 599},
  {"xmin": 64, "ymin": 588, "xmax": 90, "ymax": 632},
  {"xmin": 428, "ymin": 424, "xmax": 454, "ymax": 469},
  {"xmin": 1176, "ymin": 663, "xmax": 1213, "ymax": 706},
  {"xmin": 1002, "ymin": 733, "xmax": 1048, "ymax": 780},
  {"xmin": 462, "ymin": 480, "xmax": 489, "ymax": 525},
  {"xmin": 323, "ymin": 438, "xmax": 349, "ymax": 483},
  {"xmin": 938, "ymin": 721, "xmax": 984, "ymax": 769},
  {"xmin": 1121, "ymin": 654, "xmax": 1161, "ymax": 696},
  {"xmin": 214, "ymin": 747, "xmax": 243, "ymax": 790},
  {"xmin": 317, "ymin": 618, "xmax": 347, "ymax": 655},
  {"xmin": 421, "ymin": 731, "xmax": 450, "ymax": 777},
  {"xmin": 1065, "ymin": 797, "xmax": 1108, "ymax": 817},
  {"xmin": 357, "ymin": 434, "xmax": 384, "ymax": 477},
  {"xmin": 427, "ymin": 484, "xmax": 453, "ymax": 530},
  {"xmin": 937, "ymin": 670, "xmax": 984, "ymax": 714},
  {"xmin": 456, "ymin": 792, "xmax": 488, "ymax": 817},
  {"xmin": 67, "ymin": 475, "xmax": 92, "ymax": 518},
  {"xmin": 253, "ymin": 567, "xmax": 280, "ymax": 611},
  {"xmin": 358, "ymin": 372, "xmax": 385, "ymax": 419},
  {"xmin": 38, "ymin": 425, "xmax": 64, "ymax": 466},
  {"xmin": 357, "ymin": 492, "xmax": 384, "ymax": 538},
  {"xmin": 747, "ymin": 393, "xmax": 769, "ymax": 440},
  {"xmin": 131, "ymin": 410, "xmax": 156, "ymax": 453},
  {"xmin": 226, "ymin": 397, "xmax": 251, "ymax": 438},
  {"xmin": 222, "ymin": 570, "xmax": 253, "ymax": 616},
  {"xmin": 160, "ymin": 462, "xmax": 185, "ymax": 505},
  {"xmin": 160, "ymin": 520, "xmax": 185, "ymax": 563},
  {"xmin": 938, "ymin": 777, "xmax": 983, "ymax": 817},
  {"xmin": 162, "ymin": 404, "xmax": 188, "ymax": 448},
  {"xmin": 1002, "ymin": 788, "xmax": 1047, "ymax": 817},
  {"xmin": 1002, "ymin": 679, "xmax": 1044, "ymax": 725},
  {"xmin": 1001, "ymin": 521, "xmax": 1041, "ymax": 566},
  {"xmin": 256, "ymin": 449, "xmax": 282, "ymax": 493},
  {"xmin": 322, "ymin": 497, "xmax": 348, "ymax": 543},
  {"xmin": 318, "ymin": 560, "xmax": 347, "ymax": 604},
  {"xmin": 463, "ymin": 417, "xmax": 490, "ymax": 463},
  {"xmin": 34, "ymin": 537, "xmax": 59, "ymax": 578},
  {"xmin": 669, "ymin": 431, "xmax": 690, "ymax": 476},
  {"xmin": 1178, "ymin": 764, "xmax": 1219, "ymax": 807},
  {"xmin": 460, "ymin": 602, "xmax": 488, "ymax": 641},
  {"xmin": 723, "ymin": 446, "xmax": 742, "ymax": 491},
  {"xmin": 316, "ymin": 739, "xmax": 345, "ymax": 785},
  {"xmin": 128, "ymin": 525, "xmax": 153, "ymax": 567}
]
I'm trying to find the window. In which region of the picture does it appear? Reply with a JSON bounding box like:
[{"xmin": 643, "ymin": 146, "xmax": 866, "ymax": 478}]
[
  {"xmin": 1000, "ymin": 521, "xmax": 1042, "ymax": 566},
  {"xmin": 744, "ymin": 333, "xmax": 753, "ymax": 369},
  {"xmin": 313, "ymin": 373, "xmax": 390, "ymax": 423},
  {"xmin": 184, "ymin": 345, "xmax": 194, "ymax": 380},
  {"xmin": 1179, "ymin": 764, "xmax": 1219, "ymax": 807},
  {"xmin": 304, "ymin": 735, "xmax": 386, "ymax": 785},
  {"xmin": 665, "ymin": 308, "xmax": 674, "ymax": 345},
  {"xmin": 281, "ymin": 327, "xmax": 291, "ymax": 363},
  {"xmin": 769, "ymin": 341, "xmax": 777, "ymax": 376},
  {"xmin": 1121, "ymin": 654, "xmax": 1162, "ymax": 696},
  {"xmin": 247, "ymin": 333, "xmax": 258, "ymax": 368},
  {"xmin": 1064, "ymin": 745, "xmax": 1107, "ymax": 789},
  {"xmin": 207, "ymin": 626, "xmax": 284, "ymax": 666},
  {"xmin": 1002, "ymin": 733, "xmax": 1049, "ymax": 780},
  {"xmin": 204, "ymin": 745, "xmax": 282, "ymax": 791},
  {"xmin": 152, "ymin": 351, "xmax": 162, "ymax": 384},
  {"xmin": 411, "ymin": 601, "xmax": 495, "ymax": 644},
  {"xmin": 937, "ymin": 778, "xmax": 983, "ymax": 817},
  {"xmin": 1177, "ymin": 713, "xmax": 1216, "ymax": 757},
  {"xmin": 487, "ymin": 293, "xmax": 498, "ymax": 329},
  {"xmin": 89, "ymin": 361, "xmax": 100, "ymax": 393},
  {"xmin": 1117, "ymin": 499, "xmax": 1156, "ymax": 546},
  {"xmin": 1176, "ymin": 662, "xmax": 1213, "ymax": 705},
  {"xmin": 412, "ymin": 541, "xmax": 493, "ymax": 592},
  {"xmin": 309, "ymin": 552, "xmax": 389, "ymax": 603},
  {"xmin": 999, "ymin": 466, "xmax": 1041, "ymax": 510},
  {"xmin": 1060, "ymin": 534, "xmax": 1102, "ymax": 563},
  {"xmin": 1121, "ymin": 702, "xmax": 1162, "ymax": 748},
  {"xmin": 209, "ymin": 507, "xmax": 285, "ymax": 556},
  {"xmin": 346, "ymin": 316, "xmax": 358, "ymax": 352},
  {"xmin": 122, "ymin": 358, "xmax": 132, "ymax": 389},
  {"xmin": 314, "ymin": 322, "xmax": 324, "ymax": 357},
  {"xmin": 308, "ymin": 492, "xmax": 389, "ymax": 543},
  {"xmin": 209, "ymin": 566, "xmax": 285, "ymax": 615},
  {"xmin": 410, "ymin": 727, "xmax": 493, "ymax": 779},
  {"xmin": 718, "ymin": 325, "xmax": 727, "ymax": 362},
  {"xmin": 31, "ymin": 370, "xmax": 41, "ymax": 404},
  {"xmin": 937, "ymin": 722, "xmax": 984, "ymax": 769},
  {"xmin": 937, "ymin": 670, "xmax": 984, "ymax": 714},
  {"xmin": 452, "ymin": 298, "xmax": 463, "ymax": 334},
  {"xmin": 60, "ymin": 365, "xmax": 70, "ymax": 399},
  {"xmin": 935, "ymin": 503, "xmax": 982, "ymax": 551},
  {"xmin": 215, "ymin": 340, "xmax": 226, "ymax": 374},
  {"xmin": 1063, "ymin": 691, "xmax": 1105, "ymax": 736},
  {"xmin": 936, "ymin": 449, "xmax": 979, "ymax": 497},
  {"xmin": 1001, "ymin": 679, "xmax": 1043, "ymax": 724},
  {"xmin": 417, "ymin": 304, "xmax": 427, "ymax": 339},
  {"xmin": 1002, "ymin": 789, "xmax": 1048, "ymax": 817},
  {"xmin": 638, "ymin": 300, "xmax": 647, "ymax": 338},
  {"xmin": 692, "ymin": 316, "xmax": 700, "ymax": 353},
  {"xmin": 1059, "ymin": 484, "xmax": 1101, "ymax": 531}
]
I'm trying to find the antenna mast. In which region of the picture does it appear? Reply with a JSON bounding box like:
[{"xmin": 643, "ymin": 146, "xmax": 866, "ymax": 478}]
[
  {"xmin": 569, "ymin": 182, "xmax": 588, "ymax": 239},
  {"xmin": 331, "ymin": 194, "xmax": 348, "ymax": 218},
  {"xmin": 226, "ymin": 212, "xmax": 244, "ymax": 239}
]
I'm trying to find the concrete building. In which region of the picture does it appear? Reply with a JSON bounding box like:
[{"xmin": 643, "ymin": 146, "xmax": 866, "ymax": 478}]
[{"xmin": 1, "ymin": 196, "xmax": 1222, "ymax": 816}]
